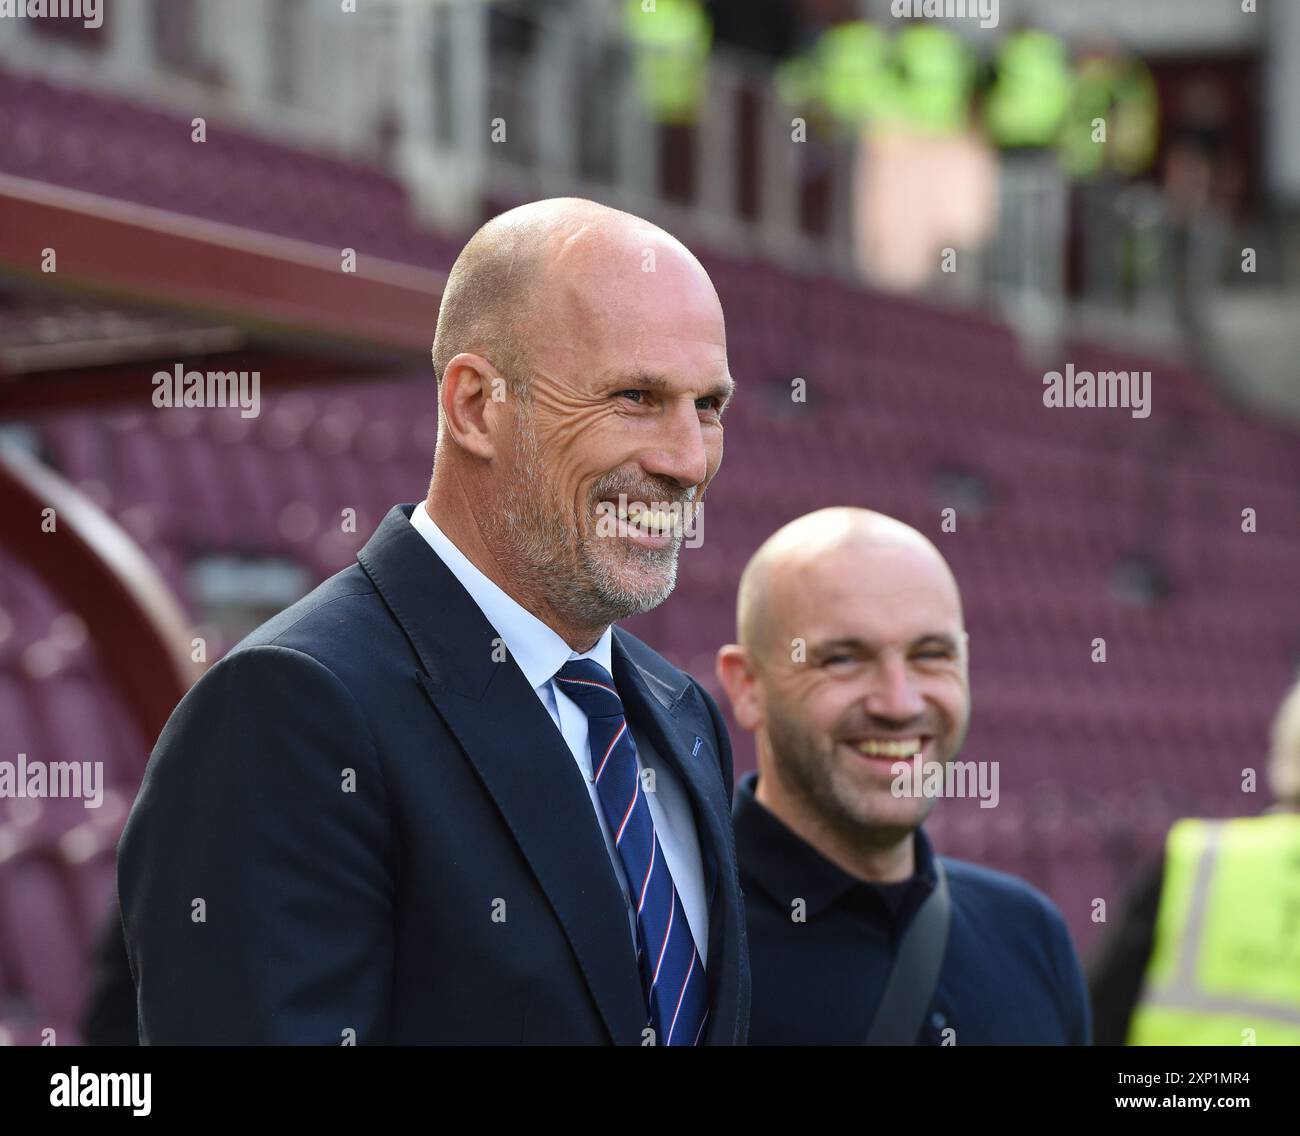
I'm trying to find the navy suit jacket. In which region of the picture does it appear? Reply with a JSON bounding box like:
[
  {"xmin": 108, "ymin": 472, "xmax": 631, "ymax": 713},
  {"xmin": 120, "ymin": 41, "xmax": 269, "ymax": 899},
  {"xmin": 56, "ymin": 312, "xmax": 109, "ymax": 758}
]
[{"xmin": 117, "ymin": 504, "xmax": 750, "ymax": 1044}]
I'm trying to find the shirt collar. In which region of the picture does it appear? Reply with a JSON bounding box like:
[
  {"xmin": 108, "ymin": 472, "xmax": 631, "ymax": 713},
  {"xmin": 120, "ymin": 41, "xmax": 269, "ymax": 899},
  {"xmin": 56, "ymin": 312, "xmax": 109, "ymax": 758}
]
[
  {"xmin": 732, "ymin": 770, "xmax": 938, "ymax": 919},
  {"xmin": 409, "ymin": 502, "xmax": 613, "ymax": 688}
]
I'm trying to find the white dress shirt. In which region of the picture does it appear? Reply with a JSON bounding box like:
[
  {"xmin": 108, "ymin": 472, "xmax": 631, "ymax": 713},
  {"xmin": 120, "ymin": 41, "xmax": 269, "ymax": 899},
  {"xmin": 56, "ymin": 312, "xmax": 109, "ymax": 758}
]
[{"xmin": 409, "ymin": 502, "xmax": 709, "ymax": 963}]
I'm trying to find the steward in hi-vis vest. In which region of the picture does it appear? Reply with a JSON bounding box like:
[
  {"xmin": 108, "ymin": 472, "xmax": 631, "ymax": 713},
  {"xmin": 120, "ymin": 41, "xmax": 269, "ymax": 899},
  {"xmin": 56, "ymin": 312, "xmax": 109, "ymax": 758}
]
[
  {"xmin": 624, "ymin": 0, "xmax": 712, "ymax": 125},
  {"xmin": 1128, "ymin": 814, "xmax": 1300, "ymax": 1046}
]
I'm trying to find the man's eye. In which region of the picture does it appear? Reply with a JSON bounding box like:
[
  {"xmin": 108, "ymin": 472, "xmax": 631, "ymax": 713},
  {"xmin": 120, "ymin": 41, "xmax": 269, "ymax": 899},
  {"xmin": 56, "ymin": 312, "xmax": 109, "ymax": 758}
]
[
  {"xmin": 696, "ymin": 396, "xmax": 721, "ymax": 412},
  {"xmin": 618, "ymin": 390, "xmax": 644, "ymax": 403}
]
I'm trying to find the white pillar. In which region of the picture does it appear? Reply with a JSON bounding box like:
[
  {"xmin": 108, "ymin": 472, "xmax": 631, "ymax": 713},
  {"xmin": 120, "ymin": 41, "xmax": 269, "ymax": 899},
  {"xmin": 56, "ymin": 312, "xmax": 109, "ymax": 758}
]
[
  {"xmin": 395, "ymin": 0, "xmax": 436, "ymax": 148},
  {"xmin": 534, "ymin": 5, "xmax": 579, "ymax": 189},
  {"xmin": 208, "ymin": 0, "xmax": 274, "ymax": 109},
  {"xmin": 450, "ymin": 0, "xmax": 488, "ymax": 168},
  {"xmin": 1266, "ymin": 0, "xmax": 1300, "ymax": 204},
  {"xmin": 759, "ymin": 81, "xmax": 803, "ymax": 261},
  {"xmin": 612, "ymin": 53, "xmax": 658, "ymax": 205},
  {"xmin": 696, "ymin": 64, "xmax": 735, "ymax": 226},
  {"xmin": 395, "ymin": 0, "xmax": 482, "ymax": 230},
  {"xmin": 106, "ymin": 0, "xmax": 152, "ymax": 85}
]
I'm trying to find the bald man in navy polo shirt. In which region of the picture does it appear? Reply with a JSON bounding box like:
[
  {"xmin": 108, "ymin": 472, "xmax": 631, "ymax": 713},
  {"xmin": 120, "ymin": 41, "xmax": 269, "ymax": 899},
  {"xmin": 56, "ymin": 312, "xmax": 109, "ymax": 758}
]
[{"xmin": 716, "ymin": 507, "xmax": 1090, "ymax": 1045}]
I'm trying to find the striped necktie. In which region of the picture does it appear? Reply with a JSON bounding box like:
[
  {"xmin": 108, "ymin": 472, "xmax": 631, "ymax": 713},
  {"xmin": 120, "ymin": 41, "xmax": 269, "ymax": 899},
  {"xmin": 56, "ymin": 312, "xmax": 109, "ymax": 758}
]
[{"xmin": 556, "ymin": 657, "xmax": 709, "ymax": 1046}]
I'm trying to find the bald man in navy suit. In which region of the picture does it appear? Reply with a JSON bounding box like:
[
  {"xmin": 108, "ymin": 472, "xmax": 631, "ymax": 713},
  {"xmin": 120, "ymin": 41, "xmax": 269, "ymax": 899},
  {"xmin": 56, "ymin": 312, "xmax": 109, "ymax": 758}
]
[{"xmin": 118, "ymin": 198, "xmax": 748, "ymax": 1045}]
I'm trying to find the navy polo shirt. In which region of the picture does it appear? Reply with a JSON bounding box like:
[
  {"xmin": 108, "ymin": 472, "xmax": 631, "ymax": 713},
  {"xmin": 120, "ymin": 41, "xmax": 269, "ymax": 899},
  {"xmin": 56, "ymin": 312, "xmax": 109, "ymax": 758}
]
[{"xmin": 734, "ymin": 772, "xmax": 1092, "ymax": 1045}]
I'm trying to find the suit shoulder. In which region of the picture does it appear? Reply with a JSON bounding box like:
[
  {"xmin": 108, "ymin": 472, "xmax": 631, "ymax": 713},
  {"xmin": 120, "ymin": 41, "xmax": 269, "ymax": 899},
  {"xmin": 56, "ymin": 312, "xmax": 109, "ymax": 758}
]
[{"xmin": 230, "ymin": 563, "xmax": 387, "ymax": 660}]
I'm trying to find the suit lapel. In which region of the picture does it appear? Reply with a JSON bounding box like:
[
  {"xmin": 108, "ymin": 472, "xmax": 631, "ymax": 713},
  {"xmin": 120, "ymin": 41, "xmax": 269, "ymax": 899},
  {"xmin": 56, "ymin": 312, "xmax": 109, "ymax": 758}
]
[{"xmin": 358, "ymin": 506, "xmax": 647, "ymax": 1044}]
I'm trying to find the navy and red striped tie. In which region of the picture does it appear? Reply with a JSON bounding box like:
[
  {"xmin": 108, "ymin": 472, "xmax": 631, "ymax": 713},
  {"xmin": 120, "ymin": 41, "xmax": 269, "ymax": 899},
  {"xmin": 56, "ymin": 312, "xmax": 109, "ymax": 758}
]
[{"xmin": 556, "ymin": 658, "xmax": 709, "ymax": 1046}]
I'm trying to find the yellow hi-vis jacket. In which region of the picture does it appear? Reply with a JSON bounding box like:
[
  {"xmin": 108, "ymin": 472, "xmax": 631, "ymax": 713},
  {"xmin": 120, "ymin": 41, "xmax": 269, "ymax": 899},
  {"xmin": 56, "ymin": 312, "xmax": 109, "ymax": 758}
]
[
  {"xmin": 1058, "ymin": 54, "xmax": 1158, "ymax": 179},
  {"xmin": 984, "ymin": 27, "xmax": 1073, "ymax": 148},
  {"xmin": 1128, "ymin": 814, "xmax": 1300, "ymax": 1045},
  {"xmin": 892, "ymin": 23, "xmax": 974, "ymax": 136},
  {"xmin": 780, "ymin": 20, "xmax": 895, "ymax": 129},
  {"xmin": 624, "ymin": 0, "xmax": 712, "ymax": 125}
]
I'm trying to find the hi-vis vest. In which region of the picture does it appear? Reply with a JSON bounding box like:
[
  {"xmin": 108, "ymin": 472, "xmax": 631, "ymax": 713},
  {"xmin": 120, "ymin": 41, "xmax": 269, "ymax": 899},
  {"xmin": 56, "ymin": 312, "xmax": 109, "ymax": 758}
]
[
  {"xmin": 984, "ymin": 28, "xmax": 1073, "ymax": 148},
  {"xmin": 624, "ymin": 0, "xmax": 712, "ymax": 125},
  {"xmin": 776, "ymin": 20, "xmax": 972, "ymax": 136},
  {"xmin": 1128, "ymin": 815, "xmax": 1300, "ymax": 1046},
  {"xmin": 1058, "ymin": 54, "xmax": 1158, "ymax": 179},
  {"xmin": 782, "ymin": 20, "xmax": 896, "ymax": 129}
]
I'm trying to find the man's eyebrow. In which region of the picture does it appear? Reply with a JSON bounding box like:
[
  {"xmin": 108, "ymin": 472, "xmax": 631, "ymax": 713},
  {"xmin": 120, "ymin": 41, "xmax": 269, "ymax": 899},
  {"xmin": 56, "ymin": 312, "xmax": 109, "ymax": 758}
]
[
  {"xmin": 811, "ymin": 637, "xmax": 873, "ymax": 655},
  {"xmin": 614, "ymin": 371, "xmax": 736, "ymax": 408},
  {"xmin": 712, "ymin": 374, "xmax": 736, "ymax": 409},
  {"xmin": 912, "ymin": 632, "xmax": 961, "ymax": 652},
  {"xmin": 811, "ymin": 633, "xmax": 960, "ymax": 654}
]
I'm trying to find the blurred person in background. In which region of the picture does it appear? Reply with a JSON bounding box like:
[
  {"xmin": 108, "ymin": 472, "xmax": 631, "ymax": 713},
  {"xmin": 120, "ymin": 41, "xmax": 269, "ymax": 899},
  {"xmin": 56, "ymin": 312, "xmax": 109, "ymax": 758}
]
[
  {"xmin": 1090, "ymin": 675, "xmax": 1300, "ymax": 1046},
  {"xmin": 984, "ymin": 22, "xmax": 1074, "ymax": 155},
  {"xmin": 716, "ymin": 507, "xmax": 1090, "ymax": 1045},
  {"xmin": 1058, "ymin": 38, "xmax": 1158, "ymax": 182},
  {"xmin": 624, "ymin": 0, "xmax": 712, "ymax": 202},
  {"xmin": 707, "ymin": 0, "xmax": 805, "ymax": 62},
  {"xmin": 1062, "ymin": 38, "xmax": 1159, "ymax": 313},
  {"xmin": 1161, "ymin": 78, "xmax": 1246, "ymax": 364}
]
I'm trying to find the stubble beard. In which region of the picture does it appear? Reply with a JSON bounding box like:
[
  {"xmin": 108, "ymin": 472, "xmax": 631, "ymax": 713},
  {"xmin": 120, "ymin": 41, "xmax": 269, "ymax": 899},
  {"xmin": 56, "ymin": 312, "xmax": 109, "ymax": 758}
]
[
  {"xmin": 764, "ymin": 692, "xmax": 939, "ymax": 848},
  {"xmin": 490, "ymin": 404, "xmax": 687, "ymax": 634}
]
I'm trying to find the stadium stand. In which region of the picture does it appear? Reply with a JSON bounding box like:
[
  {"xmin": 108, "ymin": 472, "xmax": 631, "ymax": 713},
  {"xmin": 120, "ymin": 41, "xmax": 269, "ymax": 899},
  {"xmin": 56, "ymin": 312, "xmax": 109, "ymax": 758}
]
[{"xmin": 1, "ymin": 31, "xmax": 1297, "ymax": 1043}]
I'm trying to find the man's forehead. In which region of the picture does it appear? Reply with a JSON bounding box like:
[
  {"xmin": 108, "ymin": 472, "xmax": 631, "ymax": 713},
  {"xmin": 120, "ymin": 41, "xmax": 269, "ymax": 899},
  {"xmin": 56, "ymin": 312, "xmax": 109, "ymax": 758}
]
[
  {"xmin": 774, "ymin": 545, "xmax": 964, "ymax": 638},
  {"xmin": 544, "ymin": 229, "xmax": 717, "ymax": 315},
  {"xmin": 520, "ymin": 224, "xmax": 725, "ymax": 385},
  {"xmin": 535, "ymin": 295, "xmax": 727, "ymax": 384},
  {"xmin": 798, "ymin": 591, "xmax": 962, "ymax": 641}
]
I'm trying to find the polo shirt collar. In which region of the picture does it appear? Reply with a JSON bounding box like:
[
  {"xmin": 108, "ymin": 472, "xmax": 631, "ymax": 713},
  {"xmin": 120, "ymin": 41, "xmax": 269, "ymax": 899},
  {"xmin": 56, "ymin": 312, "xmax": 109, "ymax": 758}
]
[{"xmin": 732, "ymin": 770, "xmax": 938, "ymax": 918}]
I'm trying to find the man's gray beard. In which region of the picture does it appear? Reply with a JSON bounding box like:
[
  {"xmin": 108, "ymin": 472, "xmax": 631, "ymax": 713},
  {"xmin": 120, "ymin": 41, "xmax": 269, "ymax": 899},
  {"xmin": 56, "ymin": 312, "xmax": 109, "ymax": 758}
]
[{"xmin": 490, "ymin": 406, "xmax": 684, "ymax": 630}]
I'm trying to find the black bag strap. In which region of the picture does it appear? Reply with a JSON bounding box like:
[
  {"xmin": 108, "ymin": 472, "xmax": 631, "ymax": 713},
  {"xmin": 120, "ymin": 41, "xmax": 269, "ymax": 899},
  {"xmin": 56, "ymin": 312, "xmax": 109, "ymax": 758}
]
[{"xmin": 863, "ymin": 857, "xmax": 951, "ymax": 1045}]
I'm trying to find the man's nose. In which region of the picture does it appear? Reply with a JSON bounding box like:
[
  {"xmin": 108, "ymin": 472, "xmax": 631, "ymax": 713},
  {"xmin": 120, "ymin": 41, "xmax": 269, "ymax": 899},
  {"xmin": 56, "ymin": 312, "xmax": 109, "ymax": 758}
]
[
  {"xmin": 863, "ymin": 657, "xmax": 926, "ymax": 725},
  {"xmin": 638, "ymin": 400, "xmax": 711, "ymax": 490}
]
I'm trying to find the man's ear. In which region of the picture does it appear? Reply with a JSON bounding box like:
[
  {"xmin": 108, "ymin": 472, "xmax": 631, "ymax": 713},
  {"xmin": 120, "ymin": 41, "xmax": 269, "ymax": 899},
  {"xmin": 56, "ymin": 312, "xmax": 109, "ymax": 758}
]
[
  {"xmin": 716, "ymin": 644, "xmax": 763, "ymax": 733},
  {"xmin": 439, "ymin": 352, "xmax": 504, "ymax": 460}
]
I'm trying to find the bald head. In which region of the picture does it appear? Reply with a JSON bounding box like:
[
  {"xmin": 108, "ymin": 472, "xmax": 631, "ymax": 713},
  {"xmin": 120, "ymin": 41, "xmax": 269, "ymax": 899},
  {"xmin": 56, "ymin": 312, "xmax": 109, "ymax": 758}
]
[
  {"xmin": 431, "ymin": 197, "xmax": 716, "ymax": 398},
  {"xmin": 717, "ymin": 507, "xmax": 972, "ymax": 862},
  {"xmin": 424, "ymin": 197, "xmax": 730, "ymax": 651},
  {"xmin": 736, "ymin": 507, "xmax": 964, "ymax": 661}
]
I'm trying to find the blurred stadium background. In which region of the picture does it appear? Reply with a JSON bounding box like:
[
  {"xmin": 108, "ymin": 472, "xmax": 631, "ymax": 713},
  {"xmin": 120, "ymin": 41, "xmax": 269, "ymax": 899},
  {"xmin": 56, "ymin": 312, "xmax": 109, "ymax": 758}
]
[{"xmin": 0, "ymin": 0, "xmax": 1298, "ymax": 1044}]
